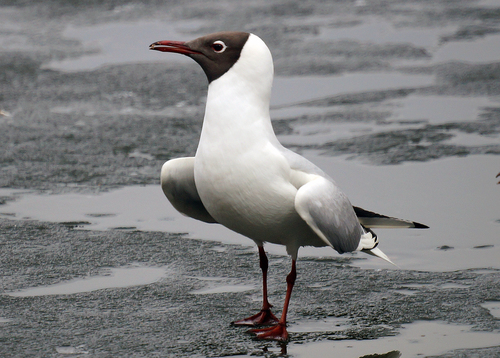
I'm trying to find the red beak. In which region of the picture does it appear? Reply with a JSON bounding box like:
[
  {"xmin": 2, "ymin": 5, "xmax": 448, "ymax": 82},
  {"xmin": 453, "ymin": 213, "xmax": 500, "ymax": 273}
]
[{"xmin": 149, "ymin": 40, "xmax": 201, "ymax": 55}]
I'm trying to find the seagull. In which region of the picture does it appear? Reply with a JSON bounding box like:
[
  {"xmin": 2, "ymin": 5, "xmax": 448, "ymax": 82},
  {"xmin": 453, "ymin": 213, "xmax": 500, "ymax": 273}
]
[{"xmin": 149, "ymin": 32, "xmax": 428, "ymax": 341}]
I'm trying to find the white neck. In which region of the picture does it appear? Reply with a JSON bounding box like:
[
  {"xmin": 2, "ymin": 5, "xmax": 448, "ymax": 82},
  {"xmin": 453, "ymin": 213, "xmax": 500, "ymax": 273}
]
[{"xmin": 196, "ymin": 34, "xmax": 277, "ymax": 154}]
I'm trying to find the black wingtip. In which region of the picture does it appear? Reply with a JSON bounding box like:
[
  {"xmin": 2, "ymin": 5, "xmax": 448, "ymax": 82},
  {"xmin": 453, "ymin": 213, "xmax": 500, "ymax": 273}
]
[{"xmin": 413, "ymin": 222, "xmax": 429, "ymax": 229}]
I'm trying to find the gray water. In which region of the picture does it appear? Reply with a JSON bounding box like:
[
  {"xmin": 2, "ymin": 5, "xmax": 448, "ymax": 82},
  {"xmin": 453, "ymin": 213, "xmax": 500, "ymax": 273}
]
[{"xmin": 0, "ymin": 1, "xmax": 499, "ymax": 357}]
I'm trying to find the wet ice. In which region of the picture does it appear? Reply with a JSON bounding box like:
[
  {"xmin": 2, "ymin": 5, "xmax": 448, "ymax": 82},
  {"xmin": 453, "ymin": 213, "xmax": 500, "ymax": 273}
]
[{"xmin": 0, "ymin": 0, "xmax": 499, "ymax": 356}]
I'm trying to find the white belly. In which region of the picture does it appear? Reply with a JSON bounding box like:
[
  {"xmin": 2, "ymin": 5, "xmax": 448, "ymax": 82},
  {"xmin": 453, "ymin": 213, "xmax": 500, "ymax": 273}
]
[{"xmin": 194, "ymin": 142, "xmax": 313, "ymax": 246}]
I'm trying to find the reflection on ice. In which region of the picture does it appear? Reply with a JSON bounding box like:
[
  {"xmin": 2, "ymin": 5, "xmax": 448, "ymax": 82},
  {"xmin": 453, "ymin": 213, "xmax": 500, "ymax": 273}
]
[
  {"xmin": 433, "ymin": 34, "xmax": 500, "ymax": 64},
  {"xmin": 387, "ymin": 95, "xmax": 498, "ymax": 125},
  {"xmin": 442, "ymin": 131, "xmax": 500, "ymax": 147},
  {"xmin": 188, "ymin": 276, "xmax": 255, "ymax": 294},
  {"xmin": 55, "ymin": 346, "xmax": 89, "ymax": 355},
  {"xmin": 317, "ymin": 17, "xmax": 500, "ymax": 65},
  {"xmin": 439, "ymin": 283, "xmax": 471, "ymax": 289},
  {"xmin": 44, "ymin": 20, "xmax": 202, "ymax": 71},
  {"xmin": 318, "ymin": 19, "xmax": 456, "ymax": 48},
  {"xmin": 190, "ymin": 284, "xmax": 255, "ymax": 295},
  {"xmin": 481, "ymin": 301, "xmax": 500, "ymax": 319},
  {"xmin": 289, "ymin": 321, "xmax": 500, "ymax": 358},
  {"xmin": 6, "ymin": 266, "xmax": 167, "ymax": 297},
  {"xmin": 271, "ymin": 73, "xmax": 434, "ymax": 107},
  {"xmin": 288, "ymin": 316, "xmax": 351, "ymax": 333},
  {"xmin": 279, "ymin": 122, "xmax": 376, "ymax": 145}
]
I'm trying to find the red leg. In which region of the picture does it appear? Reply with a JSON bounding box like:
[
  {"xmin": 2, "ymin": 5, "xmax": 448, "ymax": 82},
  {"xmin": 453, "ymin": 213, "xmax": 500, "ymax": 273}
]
[
  {"xmin": 249, "ymin": 259, "xmax": 296, "ymax": 342},
  {"xmin": 232, "ymin": 246, "xmax": 279, "ymax": 326}
]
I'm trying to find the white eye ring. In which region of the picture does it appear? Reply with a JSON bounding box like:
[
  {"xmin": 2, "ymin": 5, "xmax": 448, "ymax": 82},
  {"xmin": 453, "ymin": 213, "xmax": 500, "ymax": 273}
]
[{"xmin": 212, "ymin": 40, "xmax": 227, "ymax": 53}]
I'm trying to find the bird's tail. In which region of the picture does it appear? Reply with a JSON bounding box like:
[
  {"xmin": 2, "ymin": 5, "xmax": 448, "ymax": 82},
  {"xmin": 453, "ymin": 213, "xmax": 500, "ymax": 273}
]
[
  {"xmin": 353, "ymin": 206, "xmax": 428, "ymax": 229},
  {"xmin": 357, "ymin": 226, "xmax": 396, "ymax": 266}
]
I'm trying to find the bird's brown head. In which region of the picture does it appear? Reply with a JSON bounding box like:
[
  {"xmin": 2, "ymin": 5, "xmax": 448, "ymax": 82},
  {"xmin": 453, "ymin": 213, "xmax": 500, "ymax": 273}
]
[{"xmin": 149, "ymin": 31, "xmax": 250, "ymax": 83}]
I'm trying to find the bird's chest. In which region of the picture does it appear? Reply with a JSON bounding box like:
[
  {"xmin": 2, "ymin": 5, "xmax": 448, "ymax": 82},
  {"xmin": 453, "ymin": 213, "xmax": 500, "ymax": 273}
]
[{"xmin": 194, "ymin": 140, "xmax": 297, "ymax": 234}]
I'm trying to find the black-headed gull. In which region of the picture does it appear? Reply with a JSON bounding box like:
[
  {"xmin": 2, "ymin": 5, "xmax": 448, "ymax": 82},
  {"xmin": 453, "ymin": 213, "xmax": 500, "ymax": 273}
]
[{"xmin": 150, "ymin": 32, "xmax": 428, "ymax": 341}]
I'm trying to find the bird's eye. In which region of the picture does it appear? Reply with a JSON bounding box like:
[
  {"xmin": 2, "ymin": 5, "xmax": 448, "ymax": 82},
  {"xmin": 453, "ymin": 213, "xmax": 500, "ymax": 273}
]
[{"xmin": 212, "ymin": 40, "xmax": 227, "ymax": 53}]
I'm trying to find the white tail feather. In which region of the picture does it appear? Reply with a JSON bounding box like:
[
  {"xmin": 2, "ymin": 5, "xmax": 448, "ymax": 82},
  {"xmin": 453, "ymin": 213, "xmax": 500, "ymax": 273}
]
[
  {"xmin": 363, "ymin": 247, "xmax": 397, "ymax": 266},
  {"xmin": 357, "ymin": 229, "xmax": 397, "ymax": 266}
]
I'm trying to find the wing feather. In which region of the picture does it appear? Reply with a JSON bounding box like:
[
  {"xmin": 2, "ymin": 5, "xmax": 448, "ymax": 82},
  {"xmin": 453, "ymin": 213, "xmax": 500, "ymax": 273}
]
[
  {"xmin": 161, "ymin": 157, "xmax": 217, "ymax": 223},
  {"xmin": 295, "ymin": 176, "xmax": 362, "ymax": 254},
  {"xmin": 353, "ymin": 206, "xmax": 428, "ymax": 229}
]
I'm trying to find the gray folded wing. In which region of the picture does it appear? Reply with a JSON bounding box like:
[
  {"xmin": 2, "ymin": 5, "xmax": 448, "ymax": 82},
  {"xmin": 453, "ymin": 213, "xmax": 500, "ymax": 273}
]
[
  {"xmin": 295, "ymin": 176, "xmax": 362, "ymax": 254},
  {"xmin": 161, "ymin": 157, "xmax": 217, "ymax": 223}
]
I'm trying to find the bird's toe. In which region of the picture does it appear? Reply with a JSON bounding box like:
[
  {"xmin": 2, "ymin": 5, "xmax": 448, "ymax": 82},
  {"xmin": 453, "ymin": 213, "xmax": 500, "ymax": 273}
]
[
  {"xmin": 232, "ymin": 308, "xmax": 279, "ymax": 326},
  {"xmin": 248, "ymin": 323, "xmax": 289, "ymax": 342}
]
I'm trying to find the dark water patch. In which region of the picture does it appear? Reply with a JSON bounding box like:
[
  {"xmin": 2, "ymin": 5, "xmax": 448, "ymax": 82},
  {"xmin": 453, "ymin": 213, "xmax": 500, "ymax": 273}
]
[
  {"xmin": 434, "ymin": 62, "xmax": 500, "ymax": 95},
  {"xmin": 474, "ymin": 244, "xmax": 494, "ymax": 249},
  {"xmin": 0, "ymin": 54, "xmax": 43, "ymax": 98},
  {"xmin": 279, "ymin": 88, "xmax": 418, "ymax": 108},
  {"xmin": 111, "ymin": 226, "xmax": 137, "ymax": 230},
  {"xmin": 0, "ymin": 195, "xmax": 15, "ymax": 205},
  {"xmin": 272, "ymin": 118, "xmax": 296, "ymax": 136},
  {"xmin": 0, "ymin": 212, "xmax": 16, "ymax": 217},
  {"xmin": 437, "ymin": 245, "xmax": 454, "ymax": 251},
  {"xmin": 86, "ymin": 213, "xmax": 116, "ymax": 218},
  {"xmin": 439, "ymin": 6, "xmax": 500, "ymax": 22},
  {"xmin": 276, "ymin": 41, "xmax": 430, "ymax": 77},
  {"xmin": 275, "ymin": 55, "xmax": 392, "ymax": 77},
  {"xmin": 275, "ymin": 110, "xmax": 391, "ymax": 128},
  {"xmin": 59, "ymin": 221, "xmax": 91, "ymax": 229},
  {"xmin": 300, "ymin": 255, "xmax": 362, "ymax": 266},
  {"xmin": 361, "ymin": 351, "xmax": 401, "ymax": 358},
  {"xmin": 288, "ymin": 119, "xmax": 500, "ymax": 164},
  {"xmin": 440, "ymin": 25, "xmax": 500, "ymax": 43}
]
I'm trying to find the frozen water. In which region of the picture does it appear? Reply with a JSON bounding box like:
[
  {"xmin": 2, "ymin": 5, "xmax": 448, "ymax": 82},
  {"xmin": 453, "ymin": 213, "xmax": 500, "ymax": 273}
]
[
  {"xmin": 387, "ymin": 95, "xmax": 498, "ymax": 125},
  {"xmin": 481, "ymin": 301, "xmax": 500, "ymax": 319},
  {"xmin": 433, "ymin": 34, "xmax": 500, "ymax": 64},
  {"xmin": 288, "ymin": 316, "xmax": 351, "ymax": 333},
  {"xmin": 1, "ymin": 1, "xmax": 499, "ymax": 356},
  {"xmin": 318, "ymin": 19, "xmax": 457, "ymax": 49},
  {"xmin": 44, "ymin": 20, "xmax": 202, "ymax": 71},
  {"xmin": 6, "ymin": 266, "xmax": 167, "ymax": 297},
  {"xmin": 271, "ymin": 73, "xmax": 435, "ymax": 107},
  {"xmin": 190, "ymin": 285, "xmax": 255, "ymax": 295},
  {"xmin": 289, "ymin": 321, "xmax": 500, "ymax": 358}
]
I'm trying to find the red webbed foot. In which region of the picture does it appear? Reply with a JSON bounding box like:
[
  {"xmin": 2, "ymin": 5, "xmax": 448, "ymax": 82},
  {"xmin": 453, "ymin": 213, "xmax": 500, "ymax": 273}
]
[
  {"xmin": 232, "ymin": 308, "xmax": 279, "ymax": 326},
  {"xmin": 248, "ymin": 322, "xmax": 289, "ymax": 342}
]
